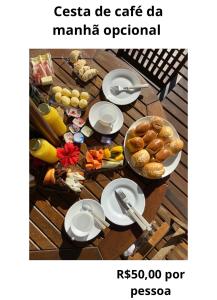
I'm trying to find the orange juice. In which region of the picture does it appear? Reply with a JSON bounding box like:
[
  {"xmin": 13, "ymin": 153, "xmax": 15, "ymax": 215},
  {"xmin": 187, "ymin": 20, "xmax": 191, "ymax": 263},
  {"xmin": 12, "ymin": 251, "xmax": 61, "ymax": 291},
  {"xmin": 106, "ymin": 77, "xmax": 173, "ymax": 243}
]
[
  {"xmin": 30, "ymin": 138, "xmax": 58, "ymax": 163},
  {"xmin": 38, "ymin": 103, "xmax": 67, "ymax": 136}
]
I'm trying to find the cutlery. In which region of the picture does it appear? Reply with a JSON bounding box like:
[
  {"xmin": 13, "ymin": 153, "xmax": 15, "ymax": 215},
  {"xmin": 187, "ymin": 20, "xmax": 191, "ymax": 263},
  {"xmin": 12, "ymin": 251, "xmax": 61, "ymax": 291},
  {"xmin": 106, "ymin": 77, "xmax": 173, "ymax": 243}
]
[
  {"xmin": 115, "ymin": 189, "xmax": 153, "ymax": 232},
  {"xmin": 82, "ymin": 203, "xmax": 110, "ymax": 229},
  {"xmin": 111, "ymin": 83, "xmax": 149, "ymax": 95}
]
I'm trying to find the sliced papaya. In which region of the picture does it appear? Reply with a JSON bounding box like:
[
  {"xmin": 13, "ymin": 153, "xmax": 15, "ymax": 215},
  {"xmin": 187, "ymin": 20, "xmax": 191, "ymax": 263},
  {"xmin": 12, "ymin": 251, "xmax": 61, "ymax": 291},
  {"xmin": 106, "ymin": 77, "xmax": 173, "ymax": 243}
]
[
  {"xmin": 86, "ymin": 151, "xmax": 94, "ymax": 163},
  {"xmin": 95, "ymin": 161, "xmax": 102, "ymax": 169},
  {"xmin": 89, "ymin": 149, "xmax": 98, "ymax": 158},
  {"xmin": 85, "ymin": 163, "xmax": 94, "ymax": 170},
  {"xmin": 93, "ymin": 159, "xmax": 102, "ymax": 169},
  {"xmin": 97, "ymin": 149, "xmax": 104, "ymax": 160}
]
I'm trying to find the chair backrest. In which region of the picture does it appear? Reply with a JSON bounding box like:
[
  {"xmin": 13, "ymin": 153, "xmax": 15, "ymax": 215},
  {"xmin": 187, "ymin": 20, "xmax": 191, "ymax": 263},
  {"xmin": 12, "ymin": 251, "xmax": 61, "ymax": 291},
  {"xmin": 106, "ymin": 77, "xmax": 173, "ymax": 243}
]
[{"xmin": 117, "ymin": 49, "xmax": 188, "ymax": 89}]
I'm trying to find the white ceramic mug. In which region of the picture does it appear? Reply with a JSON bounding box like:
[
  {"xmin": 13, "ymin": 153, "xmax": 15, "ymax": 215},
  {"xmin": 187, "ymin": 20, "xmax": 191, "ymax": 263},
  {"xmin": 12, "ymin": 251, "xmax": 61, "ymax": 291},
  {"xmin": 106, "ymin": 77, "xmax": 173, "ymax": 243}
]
[
  {"xmin": 98, "ymin": 105, "xmax": 116, "ymax": 128},
  {"xmin": 70, "ymin": 211, "xmax": 94, "ymax": 238}
]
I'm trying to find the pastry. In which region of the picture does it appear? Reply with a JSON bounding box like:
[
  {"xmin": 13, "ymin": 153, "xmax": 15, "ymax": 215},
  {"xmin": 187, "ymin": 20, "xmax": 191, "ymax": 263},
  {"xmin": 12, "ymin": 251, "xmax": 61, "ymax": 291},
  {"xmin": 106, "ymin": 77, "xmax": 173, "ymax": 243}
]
[
  {"xmin": 69, "ymin": 50, "xmax": 80, "ymax": 64},
  {"xmin": 169, "ymin": 139, "xmax": 184, "ymax": 154},
  {"xmin": 62, "ymin": 88, "xmax": 72, "ymax": 98},
  {"xmin": 55, "ymin": 92, "xmax": 62, "ymax": 103},
  {"xmin": 79, "ymin": 99, "xmax": 88, "ymax": 109},
  {"xmin": 78, "ymin": 65, "xmax": 91, "ymax": 77},
  {"xmin": 151, "ymin": 116, "xmax": 164, "ymax": 132},
  {"xmin": 155, "ymin": 148, "xmax": 172, "ymax": 162},
  {"xmin": 142, "ymin": 162, "xmax": 165, "ymax": 179},
  {"xmin": 126, "ymin": 137, "xmax": 144, "ymax": 153},
  {"xmin": 73, "ymin": 59, "xmax": 87, "ymax": 74},
  {"xmin": 80, "ymin": 91, "xmax": 90, "ymax": 101},
  {"xmin": 158, "ymin": 126, "xmax": 173, "ymax": 139},
  {"xmin": 134, "ymin": 122, "xmax": 151, "ymax": 136},
  {"xmin": 61, "ymin": 96, "xmax": 71, "ymax": 106},
  {"xmin": 81, "ymin": 68, "xmax": 98, "ymax": 82},
  {"xmin": 71, "ymin": 89, "xmax": 80, "ymax": 98},
  {"xmin": 143, "ymin": 130, "xmax": 158, "ymax": 145},
  {"xmin": 70, "ymin": 97, "xmax": 80, "ymax": 108},
  {"xmin": 146, "ymin": 138, "xmax": 164, "ymax": 154},
  {"xmin": 131, "ymin": 149, "xmax": 150, "ymax": 168},
  {"xmin": 52, "ymin": 86, "xmax": 62, "ymax": 94}
]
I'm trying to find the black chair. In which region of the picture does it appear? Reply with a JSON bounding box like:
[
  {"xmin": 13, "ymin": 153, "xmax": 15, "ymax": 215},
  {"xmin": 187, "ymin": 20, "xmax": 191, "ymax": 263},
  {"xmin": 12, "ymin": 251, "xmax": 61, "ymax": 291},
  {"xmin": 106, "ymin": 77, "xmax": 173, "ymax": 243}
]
[{"xmin": 115, "ymin": 49, "xmax": 188, "ymax": 99}]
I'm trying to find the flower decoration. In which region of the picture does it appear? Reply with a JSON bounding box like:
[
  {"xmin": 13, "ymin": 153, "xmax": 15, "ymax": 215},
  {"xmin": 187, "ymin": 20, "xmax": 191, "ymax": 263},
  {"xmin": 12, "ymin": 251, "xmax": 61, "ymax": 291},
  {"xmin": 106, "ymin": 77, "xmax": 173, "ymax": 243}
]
[{"xmin": 57, "ymin": 142, "xmax": 80, "ymax": 167}]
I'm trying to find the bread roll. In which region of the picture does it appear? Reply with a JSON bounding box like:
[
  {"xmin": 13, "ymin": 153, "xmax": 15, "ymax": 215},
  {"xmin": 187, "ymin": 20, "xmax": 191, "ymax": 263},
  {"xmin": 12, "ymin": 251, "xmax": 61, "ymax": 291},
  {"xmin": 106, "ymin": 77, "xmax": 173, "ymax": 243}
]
[
  {"xmin": 126, "ymin": 137, "xmax": 144, "ymax": 153},
  {"xmin": 131, "ymin": 149, "xmax": 150, "ymax": 168},
  {"xmin": 146, "ymin": 138, "xmax": 164, "ymax": 154},
  {"xmin": 169, "ymin": 139, "xmax": 184, "ymax": 154},
  {"xmin": 73, "ymin": 59, "xmax": 87, "ymax": 74},
  {"xmin": 127, "ymin": 128, "xmax": 136, "ymax": 139},
  {"xmin": 151, "ymin": 116, "xmax": 164, "ymax": 132},
  {"xmin": 158, "ymin": 126, "xmax": 173, "ymax": 139},
  {"xmin": 69, "ymin": 50, "xmax": 80, "ymax": 63},
  {"xmin": 81, "ymin": 69, "xmax": 98, "ymax": 82},
  {"xmin": 155, "ymin": 148, "xmax": 172, "ymax": 162},
  {"xmin": 134, "ymin": 122, "xmax": 151, "ymax": 136},
  {"xmin": 142, "ymin": 162, "xmax": 165, "ymax": 179},
  {"xmin": 143, "ymin": 130, "xmax": 157, "ymax": 145}
]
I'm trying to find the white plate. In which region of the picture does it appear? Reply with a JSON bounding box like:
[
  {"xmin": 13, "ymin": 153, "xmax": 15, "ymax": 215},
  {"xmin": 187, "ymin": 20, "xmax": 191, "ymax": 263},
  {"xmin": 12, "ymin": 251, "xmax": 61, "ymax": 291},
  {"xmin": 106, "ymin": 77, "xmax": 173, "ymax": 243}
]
[
  {"xmin": 88, "ymin": 101, "xmax": 124, "ymax": 134},
  {"xmin": 64, "ymin": 199, "xmax": 105, "ymax": 242},
  {"xmin": 102, "ymin": 69, "xmax": 141, "ymax": 105},
  {"xmin": 124, "ymin": 116, "xmax": 182, "ymax": 179},
  {"xmin": 101, "ymin": 178, "xmax": 145, "ymax": 226}
]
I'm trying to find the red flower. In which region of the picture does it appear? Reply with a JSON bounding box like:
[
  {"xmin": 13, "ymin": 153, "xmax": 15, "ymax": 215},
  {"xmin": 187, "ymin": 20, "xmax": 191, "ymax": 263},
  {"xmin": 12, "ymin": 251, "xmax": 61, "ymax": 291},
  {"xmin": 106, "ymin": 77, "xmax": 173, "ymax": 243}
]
[{"xmin": 57, "ymin": 143, "xmax": 80, "ymax": 167}]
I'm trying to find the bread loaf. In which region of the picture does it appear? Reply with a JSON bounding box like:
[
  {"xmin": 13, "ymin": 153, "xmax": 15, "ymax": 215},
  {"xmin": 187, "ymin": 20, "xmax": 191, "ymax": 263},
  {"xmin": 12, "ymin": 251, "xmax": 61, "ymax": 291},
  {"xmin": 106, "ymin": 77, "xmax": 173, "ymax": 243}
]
[
  {"xmin": 146, "ymin": 138, "xmax": 164, "ymax": 154},
  {"xmin": 69, "ymin": 50, "xmax": 80, "ymax": 64},
  {"xmin": 169, "ymin": 139, "xmax": 184, "ymax": 154},
  {"xmin": 158, "ymin": 126, "xmax": 173, "ymax": 139},
  {"xmin": 134, "ymin": 122, "xmax": 151, "ymax": 136},
  {"xmin": 142, "ymin": 162, "xmax": 165, "ymax": 179},
  {"xmin": 155, "ymin": 148, "xmax": 172, "ymax": 162},
  {"xmin": 131, "ymin": 149, "xmax": 150, "ymax": 168},
  {"xmin": 151, "ymin": 116, "xmax": 164, "ymax": 132},
  {"xmin": 143, "ymin": 130, "xmax": 158, "ymax": 145},
  {"xmin": 126, "ymin": 137, "xmax": 144, "ymax": 153}
]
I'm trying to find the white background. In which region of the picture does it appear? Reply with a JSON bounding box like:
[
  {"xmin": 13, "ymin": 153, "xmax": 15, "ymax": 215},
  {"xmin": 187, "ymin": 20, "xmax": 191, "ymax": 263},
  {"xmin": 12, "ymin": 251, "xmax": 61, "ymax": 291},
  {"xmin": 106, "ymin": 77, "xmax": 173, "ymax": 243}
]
[{"xmin": 1, "ymin": 0, "xmax": 217, "ymax": 299}]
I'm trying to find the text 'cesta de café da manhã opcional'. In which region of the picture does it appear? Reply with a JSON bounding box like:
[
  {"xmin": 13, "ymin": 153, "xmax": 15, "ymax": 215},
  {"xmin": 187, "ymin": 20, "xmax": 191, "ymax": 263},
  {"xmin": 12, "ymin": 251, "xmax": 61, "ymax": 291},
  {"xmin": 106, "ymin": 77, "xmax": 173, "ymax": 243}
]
[{"xmin": 52, "ymin": 5, "xmax": 163, "ymax": 38}]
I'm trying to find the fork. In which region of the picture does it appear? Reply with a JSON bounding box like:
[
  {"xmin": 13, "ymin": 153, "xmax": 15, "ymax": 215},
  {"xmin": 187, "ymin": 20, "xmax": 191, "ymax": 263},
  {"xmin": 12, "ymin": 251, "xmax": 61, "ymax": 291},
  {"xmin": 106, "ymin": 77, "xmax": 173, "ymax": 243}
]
[
  {"xmin": 115, "ymin": 189, "xmax": 153, "ymax": 232},
  {"xmin": 111, "ymin": 83, "xmax": 149, "ymax": 95}
]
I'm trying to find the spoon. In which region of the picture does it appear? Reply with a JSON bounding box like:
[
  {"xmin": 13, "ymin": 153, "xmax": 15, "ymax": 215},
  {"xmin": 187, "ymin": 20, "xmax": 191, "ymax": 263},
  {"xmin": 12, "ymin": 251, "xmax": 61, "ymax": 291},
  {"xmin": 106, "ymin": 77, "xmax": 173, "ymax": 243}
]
[
  {"xmin": 111, "ymin": 83, "xmax": 149, "ymax": 95},
  {"xmin": 82, "ymin": 203, "xmax": 110, "ymax": 228}
]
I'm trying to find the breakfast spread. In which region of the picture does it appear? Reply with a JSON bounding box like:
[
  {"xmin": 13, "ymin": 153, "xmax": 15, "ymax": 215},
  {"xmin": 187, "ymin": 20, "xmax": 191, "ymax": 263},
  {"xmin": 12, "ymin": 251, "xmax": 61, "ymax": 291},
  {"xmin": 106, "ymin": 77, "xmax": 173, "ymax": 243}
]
[
  {"xmin": 125, "ymin": 116, "xmax": 184, "ymax": 179},
  {"xmin": 30, "ymin": 51, "xmax": 185, "ymax": 238}
]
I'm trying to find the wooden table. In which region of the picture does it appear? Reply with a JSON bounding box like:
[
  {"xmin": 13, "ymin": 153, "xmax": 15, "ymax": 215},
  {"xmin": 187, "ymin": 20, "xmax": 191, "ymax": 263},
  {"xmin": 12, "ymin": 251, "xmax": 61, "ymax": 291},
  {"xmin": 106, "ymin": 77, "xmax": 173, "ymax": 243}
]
[{"xmin": 29, "ymin": 49, "xmax": 168, "ymax": 260}]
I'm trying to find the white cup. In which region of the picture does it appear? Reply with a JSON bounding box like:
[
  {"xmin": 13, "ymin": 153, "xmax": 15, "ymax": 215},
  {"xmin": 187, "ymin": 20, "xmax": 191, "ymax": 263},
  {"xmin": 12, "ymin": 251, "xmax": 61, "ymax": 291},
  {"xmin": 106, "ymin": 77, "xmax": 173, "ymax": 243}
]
[
  {"xmin": 70, "ymin": 211, "xmax": 93, "ymax": 238},
  {"xmin": 98, "ymin": 105, "xmax": 116, "ymax": 128}
]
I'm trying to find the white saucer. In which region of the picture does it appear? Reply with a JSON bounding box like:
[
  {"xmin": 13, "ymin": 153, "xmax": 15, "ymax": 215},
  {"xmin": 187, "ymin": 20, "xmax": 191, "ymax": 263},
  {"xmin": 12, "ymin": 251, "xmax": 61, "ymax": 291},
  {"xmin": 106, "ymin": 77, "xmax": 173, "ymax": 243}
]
[
  {"xmin": 101, "ymin": 178, "xmax": 145, "ymax": 226},
  {"xmin": 102, "ymin": 69, "xmax": 141, "ymax": 105},
  {"xmin": 64, "ymin": 199, "xmax": 105, "ymax": 242},
  {"xmin": 88, "ymin": 101, "xmax": 124, "ymax": 134}
]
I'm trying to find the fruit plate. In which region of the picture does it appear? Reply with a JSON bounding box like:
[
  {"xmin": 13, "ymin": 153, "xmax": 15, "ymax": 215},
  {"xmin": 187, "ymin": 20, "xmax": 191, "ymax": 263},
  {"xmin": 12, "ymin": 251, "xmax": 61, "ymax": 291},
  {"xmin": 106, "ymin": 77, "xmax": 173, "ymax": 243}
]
[{"xmin": 124, "ymin": 116, "xmax": 182, "ymax": 179}]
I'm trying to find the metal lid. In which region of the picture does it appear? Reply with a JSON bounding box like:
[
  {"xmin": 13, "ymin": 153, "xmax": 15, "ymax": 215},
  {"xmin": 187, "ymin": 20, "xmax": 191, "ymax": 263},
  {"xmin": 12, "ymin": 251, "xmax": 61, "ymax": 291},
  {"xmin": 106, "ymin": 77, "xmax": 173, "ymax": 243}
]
[
  {"xmin": 38, "ymin": 103, "xmax": 50, "ymax": 115},
  {"xmin": 30, "ymin": 139, "xmax": 41, "ymax": 151}
]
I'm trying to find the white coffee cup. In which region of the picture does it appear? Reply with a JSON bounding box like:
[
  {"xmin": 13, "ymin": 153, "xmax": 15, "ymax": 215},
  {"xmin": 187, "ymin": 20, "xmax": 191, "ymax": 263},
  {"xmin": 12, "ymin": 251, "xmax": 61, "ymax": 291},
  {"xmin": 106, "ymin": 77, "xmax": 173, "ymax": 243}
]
[
  {"xmin": 98, "ymin": 105, "xmax": 116, "ymax": 128},
  {"xmin": 70, "ymin": 211, "xmax": 94, "ymax": 238}
]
